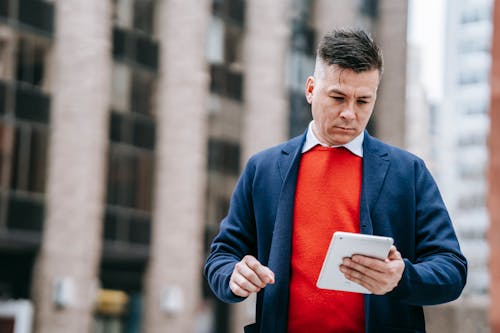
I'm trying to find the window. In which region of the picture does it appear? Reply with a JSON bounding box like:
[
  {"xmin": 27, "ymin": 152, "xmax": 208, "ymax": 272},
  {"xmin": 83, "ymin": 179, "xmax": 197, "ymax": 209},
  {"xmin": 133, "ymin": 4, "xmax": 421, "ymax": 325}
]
[
  {"xmin": 464, "ymin": 103, "xmax": 488, "ymax": 115},
  {"xmin": 130, "ymin": 70, "xmax": 155, "ymax": 116},
  {"xmin": 104, "ymin": 0, "xmax": 158, "ymax": 251},
  {"xmin": 112, "ymin": 0, "xmax": 158, "ymax": 71},
  {"xmin": 16, "ymin": 37, "xmax": 46, "ymax": 87},
  {"xmin": 458, "ymin": 193, "xmax": 485, "ymax": 210},
  {"xmin": 0, "ymin": 0, "xmax": 54, "ymax": 36},
  {"xmin": 208, "ymin": 1, "xmax": 245, "ymax": 100},
  {"xmin": 288, "ymin": 1, "xmax": 315, "ymax": 138},
  {"xmin": 459, "ymin": 164, "xmax": 485, "ymax": 182},
  {"xmin": 133, "ymin": 0, "xmax": 154, "ymax": 35},
  {"xmin": 458, "ymin": 70, "xmax": 488, "ymax": 86},
  {"xmin": 0, "ymin": 34, "xmax": 50, "ymax": 234},
  {"xmin": 361, "ymin": 0, "xmax": 378, "ymax": 18},
  {"xmin": 9, "ymin": 125, "xmax": 47, "ymax": 193},
  {"xmin": 212, "ymin": 0, "xmax": 245, "ymax": 26},
  {"xmin": 458, "ymin": 38, "xmax": 490, "ymax": 55},
  {"xmin": 207, "ymin": 138, "xmax": 240, "ymax": 175},
  {"xmin": 461, "ymin": 5, "xmax": 492, "ymax": 24},
  {"xmin": 106, "ymin": 148, "xmax": 153, "ymax": 211},
  {"xmin": 458, "ymin": 133, "xmax": 486, "ymax": 147}
]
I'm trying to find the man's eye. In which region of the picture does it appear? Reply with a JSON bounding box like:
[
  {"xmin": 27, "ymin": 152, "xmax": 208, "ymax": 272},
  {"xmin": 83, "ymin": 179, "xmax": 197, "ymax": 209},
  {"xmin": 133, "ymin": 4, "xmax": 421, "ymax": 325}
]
[
  {"xmin": 357, "ymin": 100, "xmax": 369, "ymax": 104},
  {"xmin": 332, "ymin": 96, "xmax": 344, "ymax": 102}
]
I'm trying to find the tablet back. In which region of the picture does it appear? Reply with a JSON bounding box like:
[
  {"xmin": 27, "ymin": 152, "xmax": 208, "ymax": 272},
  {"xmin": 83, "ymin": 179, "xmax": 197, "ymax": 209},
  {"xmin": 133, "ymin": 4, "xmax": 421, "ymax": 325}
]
[{"xmin": 316, "ymin": 232, "xmax": 393, "ymax": 293}]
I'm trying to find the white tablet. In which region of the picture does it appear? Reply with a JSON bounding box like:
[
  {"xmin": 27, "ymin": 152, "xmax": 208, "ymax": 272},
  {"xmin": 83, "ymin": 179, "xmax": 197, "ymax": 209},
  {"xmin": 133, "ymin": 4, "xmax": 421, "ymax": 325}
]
[{"xmin": 316, "ymin": 231, "xmax": 394, "ymax": 294}]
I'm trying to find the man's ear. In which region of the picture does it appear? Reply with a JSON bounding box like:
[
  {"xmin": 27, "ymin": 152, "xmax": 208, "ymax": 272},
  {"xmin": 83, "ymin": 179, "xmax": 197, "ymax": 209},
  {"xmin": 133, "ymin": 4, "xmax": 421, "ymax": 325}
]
[{"xmin": 305, "ymin": 76, "xmax": 315, "ymax": 104}]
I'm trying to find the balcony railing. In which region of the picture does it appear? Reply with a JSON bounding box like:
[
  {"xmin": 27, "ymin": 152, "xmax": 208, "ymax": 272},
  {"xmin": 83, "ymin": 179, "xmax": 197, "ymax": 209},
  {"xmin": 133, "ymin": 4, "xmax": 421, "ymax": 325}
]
[
  {"xmin": 213, "ymin": 0, "xmax": 245, "ymax": 26},
  {"xmin": 6, "ymin": 192, "xmax": 44, "ymax": 232},
  {"xmin": 113, "ymin": 27, "xmax": 159, "ymax": 72},
  {"xmin": 210, "ymin": 64, "xmax": 243, "ymax": 101},
  {"xmin": 110, "ymin": 111, "xmax": 156, "ymax": 150},
  {"xmin": 0, "ymin": 0, "xmax": 54, "ymax": 36},
  {"xmin": 104, "ymin": 207, "xmax": 151, "ymax": 246},
  {"xmin": 0, "ymin": 80, "xmax": 51, "ymax": 124}
]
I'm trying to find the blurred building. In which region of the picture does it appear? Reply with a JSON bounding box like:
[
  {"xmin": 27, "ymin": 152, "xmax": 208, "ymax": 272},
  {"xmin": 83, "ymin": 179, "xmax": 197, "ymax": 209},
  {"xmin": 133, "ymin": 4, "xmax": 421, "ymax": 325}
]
[
  {"xmin": 439, "ymin": 0, "xmax": 493, "ymax": 297},
  {"xmin": 0, "ymin": 0, "xmax": 408, "ymax": 332},
  {"xmin": 420, "ymin": 0, "xmax": 493, "ymax": 332},
  {"xmin": 489, "ymin": 0, "xmax": 500, "ymax": 331},
  {"xmin": 405, "ymin": 43, "xmax": 435, "ymax": 167}
]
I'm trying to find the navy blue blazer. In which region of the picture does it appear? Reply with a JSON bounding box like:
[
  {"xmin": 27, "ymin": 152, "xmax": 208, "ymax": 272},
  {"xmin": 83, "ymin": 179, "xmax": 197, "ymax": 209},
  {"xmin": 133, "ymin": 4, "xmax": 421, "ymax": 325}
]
[{"xmin": 204, "ymin": 131, "xmax": 467, "ymax": 333}]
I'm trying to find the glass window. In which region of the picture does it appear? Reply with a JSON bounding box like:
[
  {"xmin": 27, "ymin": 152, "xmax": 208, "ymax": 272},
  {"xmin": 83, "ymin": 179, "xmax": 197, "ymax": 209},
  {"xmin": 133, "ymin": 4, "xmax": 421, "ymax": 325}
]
[
  {"xmin": 106, "ymin": 147, "xmax": 153, "ymax": 211},
  {"xmin": 105, "ymin": 0, "xmax": 157, "ymax": 252},
  {"xmin": 207, "ymin": 139, "xmax": 240, "ymax": 175},
  {"xmin": 8, "ymin": 125, "xmax": 47, "ymax": 194},
  {"xmin": 130, "ymin": 70, "xmax": 154, "ymax": 116},
  {"xmin": 133, "ymin": 0, "xmax": 154, "ymax": 35},
  {"xmin": 206, "ymin": 18, "xmax": 225, "ymax": 65},
  {"xmin": 111, "ymin": 63, "xmax": 131, "ymax": 112},
  {"xmin": 28, "ymin": 126, "xmax": 47, "ymax": 193},
  {"xmin": 113, "ymin": 0, "xmax": 134, "ymax": 29},
  {"xmin": 0, "ymin": 123, "xmax": 13, "ymax": 189},
  {"xmin": 224, "ymin": 26, "xmax": 242, "ymax": 67},
  {"xmin": 7, "ymin": 193, "xmax": 44, "ymax": 231},
  {"xmin": 16, "ymin": 37, "xmax": 46, "ymax": 87}
]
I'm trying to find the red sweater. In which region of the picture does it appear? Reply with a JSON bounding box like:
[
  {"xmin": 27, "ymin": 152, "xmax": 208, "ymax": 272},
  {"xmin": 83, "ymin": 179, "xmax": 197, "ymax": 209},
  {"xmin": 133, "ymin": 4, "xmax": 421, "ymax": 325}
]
[{"xmin": 287, "ymin": 146, "xmax": 364, "ymax": 333}]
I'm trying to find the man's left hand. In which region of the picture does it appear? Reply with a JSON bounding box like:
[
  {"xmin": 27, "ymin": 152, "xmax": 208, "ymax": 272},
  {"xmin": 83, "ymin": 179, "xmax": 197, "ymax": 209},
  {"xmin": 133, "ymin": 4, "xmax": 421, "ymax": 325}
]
[{"xmin": 339, "ymin": 245, "xmax": 405, "ymax": 295}]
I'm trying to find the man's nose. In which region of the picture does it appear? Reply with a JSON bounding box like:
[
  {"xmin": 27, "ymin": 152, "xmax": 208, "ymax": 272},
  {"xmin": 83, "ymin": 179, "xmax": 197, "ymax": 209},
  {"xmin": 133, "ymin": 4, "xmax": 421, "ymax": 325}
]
[{"xmin": 339, "ymin": 107, "xmax": 355, "ymax": 120}]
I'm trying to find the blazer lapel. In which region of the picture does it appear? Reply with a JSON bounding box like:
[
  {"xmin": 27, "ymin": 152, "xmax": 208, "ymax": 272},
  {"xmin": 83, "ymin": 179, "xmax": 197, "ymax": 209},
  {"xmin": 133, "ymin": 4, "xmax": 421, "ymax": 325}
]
[
  {"xmin": 359, "ymin": 132, "xmax": 390, "ymax": 235},
  {"xmin": 260, "ymin": 133, "xmax": 306, "ymax": 333}
]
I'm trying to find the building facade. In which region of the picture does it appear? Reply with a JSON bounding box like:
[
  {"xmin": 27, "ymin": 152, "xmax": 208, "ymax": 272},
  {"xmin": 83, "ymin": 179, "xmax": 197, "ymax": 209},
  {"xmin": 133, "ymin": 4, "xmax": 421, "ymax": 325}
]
[
  {"xmin": 489, "ymin": 0, "xmax": 500, "ymax": 330},
  {"xmin": 439, "ymin": 0, "xmax": 492, "ymax": 297},
  {"xmin": 0, "ymin": 1, "xmax": 408, "ymax": 332},
  {"xmin": 421, "ymin": 0, "xmax": 493, "ymax": 332}
]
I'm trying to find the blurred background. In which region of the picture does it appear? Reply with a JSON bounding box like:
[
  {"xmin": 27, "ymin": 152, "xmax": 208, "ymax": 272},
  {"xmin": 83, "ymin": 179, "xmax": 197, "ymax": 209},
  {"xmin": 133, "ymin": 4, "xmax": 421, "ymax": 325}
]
[{"xmin": 0, "ymin": 0, "xmax": 498, "ymax": 332}]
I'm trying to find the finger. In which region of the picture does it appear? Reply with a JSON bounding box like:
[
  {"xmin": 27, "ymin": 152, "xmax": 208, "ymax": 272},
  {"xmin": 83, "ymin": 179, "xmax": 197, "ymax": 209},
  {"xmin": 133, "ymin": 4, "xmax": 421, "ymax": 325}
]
[
  {"xmin": 229, "ymin": 280, "xmax": 250, "ymax": 297},
  {"xmin": 340, "ymin": 264, "xmax": 378, "ymax": 292},
  {"xmin": 235, "ymin": 261, "xmax": 268, "ymax": 288},
  {"xmin": 341, "ymin": 264, "xmax": 396, "ymax": 295},
  {"xmin": 243, "ymin": 256, "xmax": 275, "ymax": 284},
  {"xmin": 387, "ymin": 246, "xmax": 402, "ymax": 260},
  {"xmin": 348, "ymin": 255, "xmax": 386, "ymax": 273},
  {"xmin": 231, "ymin": 271, "xmax": 261, "ymax": 294},
  {"xmin": 341, "ymin": 258, "xmax": 402, "ymax": 294}
]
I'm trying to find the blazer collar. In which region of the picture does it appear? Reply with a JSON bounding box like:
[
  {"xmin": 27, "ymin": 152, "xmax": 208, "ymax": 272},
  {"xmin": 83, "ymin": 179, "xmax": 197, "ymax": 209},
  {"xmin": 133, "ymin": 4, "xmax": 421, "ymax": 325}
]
[{"xmin": 360, "ymin": 131, "xmax": 391, "ymax": 235}]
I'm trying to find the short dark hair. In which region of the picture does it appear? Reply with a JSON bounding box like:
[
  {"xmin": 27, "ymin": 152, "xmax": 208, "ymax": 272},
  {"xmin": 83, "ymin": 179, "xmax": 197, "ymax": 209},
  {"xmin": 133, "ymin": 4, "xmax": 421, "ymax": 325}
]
[{"xmin": 317, "ymin": 29, "xmax": 383, "ymax": 73}]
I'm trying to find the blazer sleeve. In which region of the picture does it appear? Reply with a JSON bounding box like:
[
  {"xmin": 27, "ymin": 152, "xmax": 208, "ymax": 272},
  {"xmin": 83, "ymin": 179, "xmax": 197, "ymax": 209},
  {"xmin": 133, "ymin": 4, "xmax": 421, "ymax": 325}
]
[
  {"xmin": 389, "ymin": 159, "xmax": 468, "ymax": 305},
  {"xmin": 203, "ymin": 157, "xmax": 257, "ymax": 303}
]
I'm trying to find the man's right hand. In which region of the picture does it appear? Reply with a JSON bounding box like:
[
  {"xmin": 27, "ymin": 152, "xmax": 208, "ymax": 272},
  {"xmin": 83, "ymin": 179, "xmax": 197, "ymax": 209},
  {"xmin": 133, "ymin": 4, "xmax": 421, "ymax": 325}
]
[{"xmin": 229, "ymin": 255, "xmax": 275, "ymax": 297}]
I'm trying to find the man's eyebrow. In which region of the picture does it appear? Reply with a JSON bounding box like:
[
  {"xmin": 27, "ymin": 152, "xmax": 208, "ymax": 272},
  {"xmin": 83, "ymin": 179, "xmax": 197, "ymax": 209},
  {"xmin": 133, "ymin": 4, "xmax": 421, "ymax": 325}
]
[
  {"xmin": 327, "ymin": 88, "xmax": 347, "ymax": 96},
  {"xmin": 327, "ymin": 88, "xmax": 373, "ymax": 99}
]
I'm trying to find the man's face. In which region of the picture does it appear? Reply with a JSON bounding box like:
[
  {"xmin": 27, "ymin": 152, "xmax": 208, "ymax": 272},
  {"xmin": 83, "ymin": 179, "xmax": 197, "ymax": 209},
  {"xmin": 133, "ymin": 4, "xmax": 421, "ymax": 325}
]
[{"xmin": 305, "ymin": 63, "xmax": 380, "ymax": 146}]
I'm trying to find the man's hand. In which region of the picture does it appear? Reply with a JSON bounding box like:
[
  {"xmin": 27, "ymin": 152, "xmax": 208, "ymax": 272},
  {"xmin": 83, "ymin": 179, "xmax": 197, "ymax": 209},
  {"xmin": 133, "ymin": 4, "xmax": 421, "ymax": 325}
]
[
  {"xmin": 339, "ymin": 245, "xmax": 405, "ymax": 295},
  {"xmin": 230, "ymin": 255, "xmax": 275, "ymax": 297}
]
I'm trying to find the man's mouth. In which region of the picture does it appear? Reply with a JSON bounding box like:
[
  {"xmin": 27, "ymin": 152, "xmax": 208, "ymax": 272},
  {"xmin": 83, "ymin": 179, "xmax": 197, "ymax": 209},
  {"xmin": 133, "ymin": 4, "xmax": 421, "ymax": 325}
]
[{"xmin": 335, "ymin": 126, "xmax": 353, "ymax": 131}]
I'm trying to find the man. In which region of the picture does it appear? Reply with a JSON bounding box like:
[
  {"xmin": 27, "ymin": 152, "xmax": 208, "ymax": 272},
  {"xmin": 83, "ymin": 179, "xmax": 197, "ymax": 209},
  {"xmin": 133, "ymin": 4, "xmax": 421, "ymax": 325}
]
[{"xmin": 204, "ymin": 29, "xmax": 467, "ymax": 333}]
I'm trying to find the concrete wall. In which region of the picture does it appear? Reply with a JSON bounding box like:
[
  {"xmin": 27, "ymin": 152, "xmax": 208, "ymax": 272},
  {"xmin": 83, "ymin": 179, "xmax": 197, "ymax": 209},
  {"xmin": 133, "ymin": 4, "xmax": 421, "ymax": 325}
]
[
  {"xmin": 142, "ymin": 1, "xmax": 211, "ymax": 332},
  {"xmin": 31, "ymin": 0, "xmax": 112, "ymax": 332}
]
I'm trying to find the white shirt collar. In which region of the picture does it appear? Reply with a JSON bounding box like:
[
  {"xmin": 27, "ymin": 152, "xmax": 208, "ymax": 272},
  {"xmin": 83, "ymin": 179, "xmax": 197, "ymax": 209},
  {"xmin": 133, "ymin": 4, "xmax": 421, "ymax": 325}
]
[{"xmin": 301, "ymin": 121, "xmax": 364, "ymax": 157}]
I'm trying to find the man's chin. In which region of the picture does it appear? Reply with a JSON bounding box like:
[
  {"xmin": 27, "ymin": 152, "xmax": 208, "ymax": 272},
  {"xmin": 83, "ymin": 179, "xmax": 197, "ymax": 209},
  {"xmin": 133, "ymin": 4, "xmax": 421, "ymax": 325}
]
[{"xmin": 327, "ymin": 132, "xmax": 356, "ymax": 145}]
